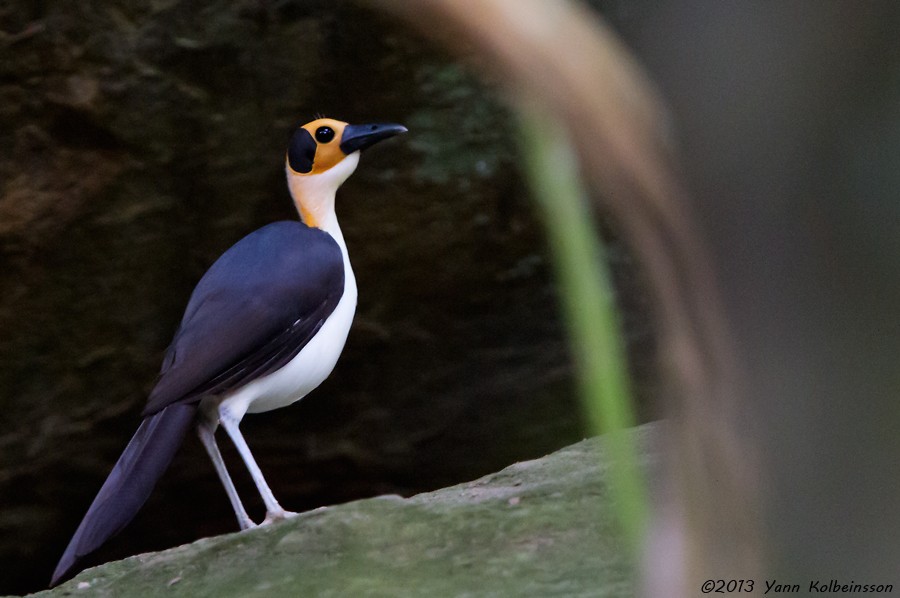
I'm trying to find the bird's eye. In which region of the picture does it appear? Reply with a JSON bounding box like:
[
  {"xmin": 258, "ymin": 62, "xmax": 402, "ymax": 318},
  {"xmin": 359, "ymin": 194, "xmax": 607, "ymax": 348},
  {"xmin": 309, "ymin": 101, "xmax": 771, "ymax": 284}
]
[{"xmin": 315, "ymin": 126, "xmax": 335, "ymax": 143}]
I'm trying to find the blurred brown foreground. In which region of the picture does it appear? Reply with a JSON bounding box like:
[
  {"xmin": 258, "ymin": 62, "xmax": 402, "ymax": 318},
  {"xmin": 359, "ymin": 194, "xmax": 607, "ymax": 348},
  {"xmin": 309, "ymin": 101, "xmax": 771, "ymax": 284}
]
[{"xmin": 376, "ymin": 0, "xmax": 900, "ymax": 595}]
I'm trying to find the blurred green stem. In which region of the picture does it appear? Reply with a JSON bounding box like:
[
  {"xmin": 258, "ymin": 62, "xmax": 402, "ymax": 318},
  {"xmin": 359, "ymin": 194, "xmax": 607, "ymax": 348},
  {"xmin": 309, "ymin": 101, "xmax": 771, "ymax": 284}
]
[{"xmin": 516, "ymin": 102, "xmax": 648, "ymax": 551}]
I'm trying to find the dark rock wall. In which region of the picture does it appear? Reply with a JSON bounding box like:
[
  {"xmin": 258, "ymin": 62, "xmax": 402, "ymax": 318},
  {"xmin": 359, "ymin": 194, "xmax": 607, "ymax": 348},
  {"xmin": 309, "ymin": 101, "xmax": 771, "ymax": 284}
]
[{"xmin": 0, "ymin": 1, "xmax": 655, "ymax": 593}]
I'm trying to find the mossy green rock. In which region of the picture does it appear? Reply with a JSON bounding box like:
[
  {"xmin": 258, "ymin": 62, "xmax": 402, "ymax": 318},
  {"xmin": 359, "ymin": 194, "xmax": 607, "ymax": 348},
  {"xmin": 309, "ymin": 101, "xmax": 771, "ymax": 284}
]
[{"xmin": 32, "ymin": 425, "xmax": 658, "ymax": 598}]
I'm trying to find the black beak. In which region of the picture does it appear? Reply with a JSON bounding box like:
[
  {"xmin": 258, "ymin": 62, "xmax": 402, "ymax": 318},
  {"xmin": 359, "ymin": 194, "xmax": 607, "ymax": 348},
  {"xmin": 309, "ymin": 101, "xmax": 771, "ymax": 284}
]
[{"xmin": 340, "ymin": 123, "xmax": 408, "ymax": 154}]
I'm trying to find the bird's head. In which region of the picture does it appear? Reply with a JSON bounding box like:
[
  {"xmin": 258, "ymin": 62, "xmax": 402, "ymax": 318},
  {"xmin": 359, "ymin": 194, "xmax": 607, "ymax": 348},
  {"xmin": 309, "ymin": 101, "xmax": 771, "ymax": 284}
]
[{"xmin": 286, "ymin": 117, "xmax": 407, "ymax": 229}]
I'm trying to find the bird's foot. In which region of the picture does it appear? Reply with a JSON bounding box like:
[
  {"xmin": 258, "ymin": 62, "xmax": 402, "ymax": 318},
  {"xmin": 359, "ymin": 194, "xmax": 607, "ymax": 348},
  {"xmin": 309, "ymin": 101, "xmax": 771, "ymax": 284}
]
[
  {"xmin": 238, "ymin": 515, "xmax": 259, "ymax": 531},
  {"xmin": 261, "ymin": 508, "xmax": 299, "ymax": 526}
]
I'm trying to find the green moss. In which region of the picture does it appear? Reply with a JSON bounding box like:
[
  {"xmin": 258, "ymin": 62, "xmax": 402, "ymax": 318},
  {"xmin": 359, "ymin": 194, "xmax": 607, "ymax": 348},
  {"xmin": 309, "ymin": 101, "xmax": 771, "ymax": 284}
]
[{"xmin": 35, "ymin": 425, "xmax": 659, "ymax": 598}]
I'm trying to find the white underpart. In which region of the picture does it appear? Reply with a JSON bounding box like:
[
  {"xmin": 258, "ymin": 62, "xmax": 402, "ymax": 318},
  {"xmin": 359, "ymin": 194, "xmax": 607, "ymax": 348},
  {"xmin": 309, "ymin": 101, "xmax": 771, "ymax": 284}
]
[
  {"xmin": 209, "ymin": 151, "xmax": 361, "ymax": 422},
  {"xmin": 227, "ymin": 228, "xmax": 356, "ymax": 417}
]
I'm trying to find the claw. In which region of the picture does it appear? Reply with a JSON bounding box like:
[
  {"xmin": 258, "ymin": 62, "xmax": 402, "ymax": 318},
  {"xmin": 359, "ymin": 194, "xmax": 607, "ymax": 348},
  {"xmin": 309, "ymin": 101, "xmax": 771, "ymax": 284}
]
[
  {"xmin": 261, "ymin": 509, "xmax": 299, "ymax": 526},
  {"xmin": 239, "ymin": 517, "xmax": 259, "ymax": 531}
]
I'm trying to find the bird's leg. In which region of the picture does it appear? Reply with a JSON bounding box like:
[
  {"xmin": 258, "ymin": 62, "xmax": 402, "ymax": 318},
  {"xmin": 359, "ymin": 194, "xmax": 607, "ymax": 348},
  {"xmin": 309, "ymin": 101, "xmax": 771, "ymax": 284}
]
[
  {"xmin": 196, "ymin": 418, "xmax": 257, "ymax": 530},
  {"xmin": 218, "ymin": 407, "xmax": 299, "ymax": 525}
]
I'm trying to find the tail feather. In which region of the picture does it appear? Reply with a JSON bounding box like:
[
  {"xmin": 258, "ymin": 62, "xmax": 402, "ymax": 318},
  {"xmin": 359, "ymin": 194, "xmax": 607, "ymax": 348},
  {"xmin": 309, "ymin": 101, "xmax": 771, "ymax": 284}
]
[{"xmin": 51, "ymin": 403, "xmax": 197, "ymax": 587}]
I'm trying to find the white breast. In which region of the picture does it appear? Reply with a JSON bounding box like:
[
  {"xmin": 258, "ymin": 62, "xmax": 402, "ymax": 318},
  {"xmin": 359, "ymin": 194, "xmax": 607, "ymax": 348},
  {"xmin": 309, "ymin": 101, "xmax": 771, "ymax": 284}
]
[{"xmin": 216, "ymin": 225, "xmax": 357, "ymax": 421}]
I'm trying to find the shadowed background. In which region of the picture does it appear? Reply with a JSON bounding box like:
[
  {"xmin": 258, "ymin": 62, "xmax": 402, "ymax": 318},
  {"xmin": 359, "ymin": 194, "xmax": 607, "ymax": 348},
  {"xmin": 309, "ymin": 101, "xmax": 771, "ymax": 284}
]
[
  {"xmin": 0, "ymin": 2, "xmax": 657, "ymax": 594},
  {"xmin": 4, "ymin": 0, "xmax": 900, "ymax": 595}
]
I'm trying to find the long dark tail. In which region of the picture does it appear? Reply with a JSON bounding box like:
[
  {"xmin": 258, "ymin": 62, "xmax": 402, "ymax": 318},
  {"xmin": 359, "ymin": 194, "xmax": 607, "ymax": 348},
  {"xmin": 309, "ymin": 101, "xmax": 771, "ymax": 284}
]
[{"xmin": 51, "ymin": 403, "xmax": 197, "ymax": 587}]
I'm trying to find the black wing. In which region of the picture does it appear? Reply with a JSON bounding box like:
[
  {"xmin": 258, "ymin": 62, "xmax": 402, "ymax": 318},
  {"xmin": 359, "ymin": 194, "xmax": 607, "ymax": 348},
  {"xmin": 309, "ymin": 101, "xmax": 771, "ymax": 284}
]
[{"xmin": 143, "ymin": 221, "xmax": 345, "ymax": 415}]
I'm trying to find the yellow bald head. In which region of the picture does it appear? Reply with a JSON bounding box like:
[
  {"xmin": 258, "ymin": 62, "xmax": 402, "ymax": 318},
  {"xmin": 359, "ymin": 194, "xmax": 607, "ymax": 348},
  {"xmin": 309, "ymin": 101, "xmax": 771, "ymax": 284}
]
[
  {"xmin": 285, "ymin": 117, "xmax": 407, "ymax": 228},
  {"xmin": 286, "ymin": 118, "xmax": 349, "ymax": 176}
]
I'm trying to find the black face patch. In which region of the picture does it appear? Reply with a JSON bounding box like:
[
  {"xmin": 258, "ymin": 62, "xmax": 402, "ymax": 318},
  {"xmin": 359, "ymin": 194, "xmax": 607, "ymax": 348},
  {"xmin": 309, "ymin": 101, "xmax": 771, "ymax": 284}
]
[{"xmin": 287, "ymin": 128, "xmax": 316, "ymax": 173}]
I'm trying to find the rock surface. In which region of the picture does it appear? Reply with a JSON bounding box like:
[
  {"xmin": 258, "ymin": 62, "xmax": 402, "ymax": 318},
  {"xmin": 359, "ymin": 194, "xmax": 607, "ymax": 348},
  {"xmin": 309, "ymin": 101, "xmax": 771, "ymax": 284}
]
[
  {"xmin": 27, "ymin": 424, "xmax": 658, "ymax": 598},
  {"xmin": 0, "ymin": 1, "xmax": 656, "ymax": 593}
]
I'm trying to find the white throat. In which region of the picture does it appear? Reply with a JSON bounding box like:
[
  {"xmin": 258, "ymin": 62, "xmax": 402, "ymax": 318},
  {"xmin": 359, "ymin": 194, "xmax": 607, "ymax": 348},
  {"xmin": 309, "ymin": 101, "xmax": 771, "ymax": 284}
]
[
  {"xmin": 284, "ymin": 150, "xmax": 358, "ymax": 299},
  {"xmin": 286, "ymin": 152, "xmax": 360, "ymax": 239}
]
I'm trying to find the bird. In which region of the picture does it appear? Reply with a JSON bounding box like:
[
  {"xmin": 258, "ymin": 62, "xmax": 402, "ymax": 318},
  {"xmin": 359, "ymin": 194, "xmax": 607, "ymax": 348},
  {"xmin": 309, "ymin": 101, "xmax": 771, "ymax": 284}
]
[{"xmin": 51, "ymin": 117, "xmax": 407, "ymax": 586}]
